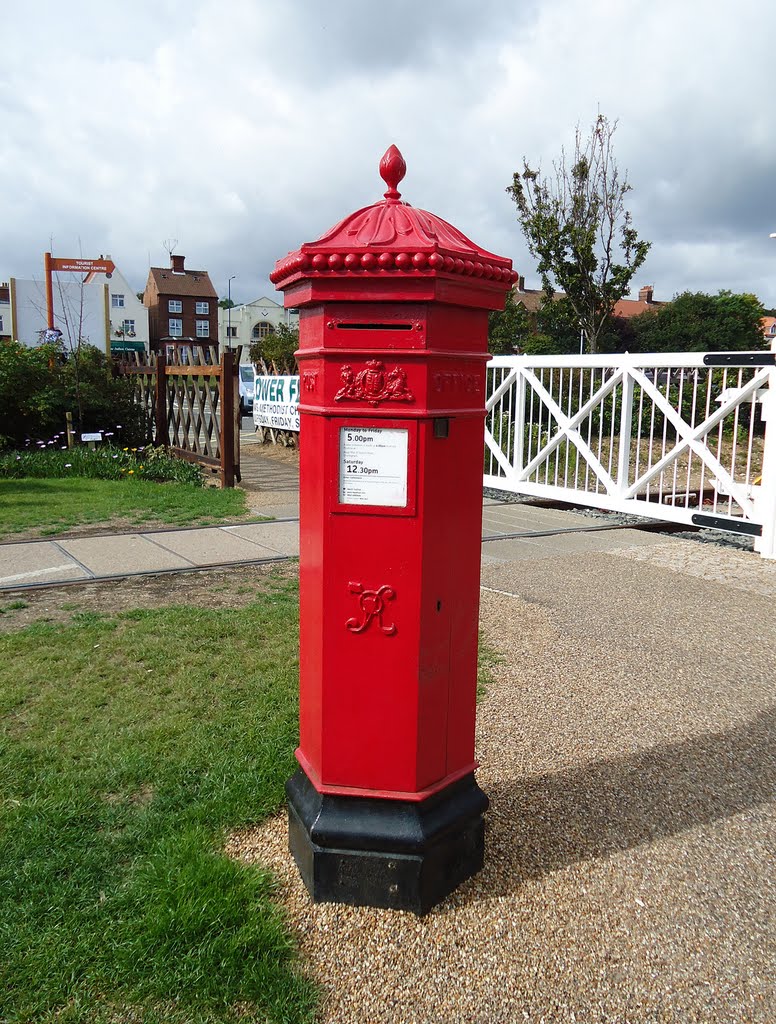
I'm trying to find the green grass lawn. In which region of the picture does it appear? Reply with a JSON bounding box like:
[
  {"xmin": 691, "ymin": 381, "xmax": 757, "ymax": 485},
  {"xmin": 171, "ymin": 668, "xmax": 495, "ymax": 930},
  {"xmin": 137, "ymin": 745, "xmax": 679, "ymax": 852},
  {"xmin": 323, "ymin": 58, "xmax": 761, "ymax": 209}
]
[
  {"xmin": 0, "ymin": 574, "xmax": 317, "ymax": 1023},
  {"xmin": 0, "ymin": 478, "xmax": 253, "ymax": 539}
]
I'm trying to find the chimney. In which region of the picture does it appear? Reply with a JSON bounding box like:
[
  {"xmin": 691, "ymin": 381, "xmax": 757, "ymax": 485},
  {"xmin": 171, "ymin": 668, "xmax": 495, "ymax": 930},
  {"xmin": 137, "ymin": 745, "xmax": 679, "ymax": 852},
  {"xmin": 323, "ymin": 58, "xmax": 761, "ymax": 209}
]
[
  {"xmin": 171, "ymin": 254, "xmax": 186, "ymax": 274},
  {"xmin": 517, "ymin": 274, "xmax": 526, "ymax": 291},
  {"xmin": 638, "ymin": 285, "xmax": 654, "ymax": 304}
]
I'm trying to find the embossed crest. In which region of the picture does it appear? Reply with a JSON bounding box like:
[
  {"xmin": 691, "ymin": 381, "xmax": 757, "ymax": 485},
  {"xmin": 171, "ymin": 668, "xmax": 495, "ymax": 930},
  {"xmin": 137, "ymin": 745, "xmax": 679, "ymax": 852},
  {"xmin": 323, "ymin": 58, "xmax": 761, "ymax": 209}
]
[{"xmin": 334, "ymin": 360, "xmax": 414, "ymax": 407}]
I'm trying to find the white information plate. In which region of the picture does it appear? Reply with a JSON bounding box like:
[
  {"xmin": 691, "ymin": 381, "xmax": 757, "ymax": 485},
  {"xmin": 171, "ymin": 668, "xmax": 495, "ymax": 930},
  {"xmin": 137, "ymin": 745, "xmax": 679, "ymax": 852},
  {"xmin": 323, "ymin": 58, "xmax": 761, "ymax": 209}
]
[{"xmin": 339, "ymin": 427, "xmax": 409, "ymax": 507}]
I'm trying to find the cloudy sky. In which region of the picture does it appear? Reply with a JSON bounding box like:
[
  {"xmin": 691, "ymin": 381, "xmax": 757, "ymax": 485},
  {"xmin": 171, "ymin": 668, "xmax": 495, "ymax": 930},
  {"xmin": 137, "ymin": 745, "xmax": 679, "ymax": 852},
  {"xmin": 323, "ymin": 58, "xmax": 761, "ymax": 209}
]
[{"xmin": 2, "ymin": 0, "xmax": 775, "ymax": 309}]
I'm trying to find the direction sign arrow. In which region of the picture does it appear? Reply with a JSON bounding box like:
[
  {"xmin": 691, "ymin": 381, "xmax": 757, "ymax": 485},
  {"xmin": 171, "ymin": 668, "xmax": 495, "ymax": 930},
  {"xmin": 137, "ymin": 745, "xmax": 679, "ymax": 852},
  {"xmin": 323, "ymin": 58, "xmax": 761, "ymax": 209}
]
[{"xmin": 49, "ymin": 257, "xmax": 116, "ymax": 276}]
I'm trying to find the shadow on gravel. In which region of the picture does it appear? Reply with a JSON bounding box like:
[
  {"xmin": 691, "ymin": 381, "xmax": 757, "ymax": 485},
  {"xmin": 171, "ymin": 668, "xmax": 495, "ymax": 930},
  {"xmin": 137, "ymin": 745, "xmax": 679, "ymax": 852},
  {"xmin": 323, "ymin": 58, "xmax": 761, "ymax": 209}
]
[{"xmin": 467, "ymin": 704, "xmax": 774, "ymax": 901}]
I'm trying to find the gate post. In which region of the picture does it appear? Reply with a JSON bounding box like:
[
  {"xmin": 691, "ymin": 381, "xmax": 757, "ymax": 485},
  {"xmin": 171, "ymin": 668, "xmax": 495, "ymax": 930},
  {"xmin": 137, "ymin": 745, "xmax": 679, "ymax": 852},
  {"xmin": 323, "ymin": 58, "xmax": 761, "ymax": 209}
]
[
  {"xmin": 754, "ymin": 338, "xmax": 776, "ymax": 559},
  {"xmin": 271, "ymin": 146, "xmax": 517, "ymax": 913},
  {"xmin": 220, "ymin": 348, "xmax": 236, "ymax": 488},
  {"xmin": 154, "ymin": 352, "xmax": 167, "ymax": 446}
]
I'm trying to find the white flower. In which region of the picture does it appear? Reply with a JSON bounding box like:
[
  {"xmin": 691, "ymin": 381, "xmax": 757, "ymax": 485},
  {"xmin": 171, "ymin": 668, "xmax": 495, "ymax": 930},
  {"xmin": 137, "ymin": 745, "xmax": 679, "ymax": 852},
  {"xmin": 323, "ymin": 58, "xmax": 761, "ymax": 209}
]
[{"xmin": 65, "ymin": 463, "xmax": 72, "ymax": 468}]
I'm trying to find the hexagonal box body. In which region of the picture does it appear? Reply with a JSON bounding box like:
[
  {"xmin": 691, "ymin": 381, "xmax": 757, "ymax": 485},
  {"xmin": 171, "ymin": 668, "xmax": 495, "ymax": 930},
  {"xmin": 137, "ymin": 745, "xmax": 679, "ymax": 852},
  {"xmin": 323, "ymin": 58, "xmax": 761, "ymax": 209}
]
[{"xmin": 272, "ymin": 147, "xmax": 516, "ymax": 911}]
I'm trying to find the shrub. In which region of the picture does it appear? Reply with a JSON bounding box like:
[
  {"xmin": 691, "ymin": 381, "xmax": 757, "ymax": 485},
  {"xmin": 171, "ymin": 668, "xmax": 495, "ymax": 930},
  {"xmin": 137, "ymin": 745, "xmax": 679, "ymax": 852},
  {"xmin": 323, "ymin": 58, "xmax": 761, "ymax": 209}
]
[{"xmin": 0, "ymin": 340, "xmax": 145, "ymax": 451}]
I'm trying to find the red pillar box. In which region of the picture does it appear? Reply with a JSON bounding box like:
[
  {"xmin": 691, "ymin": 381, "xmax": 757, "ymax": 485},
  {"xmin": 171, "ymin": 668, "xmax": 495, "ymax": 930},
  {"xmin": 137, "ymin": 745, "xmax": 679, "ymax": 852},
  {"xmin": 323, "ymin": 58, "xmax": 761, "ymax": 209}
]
[{"xmin": 271, "ymin": 146, "xmax": 517, "ymax": 914}]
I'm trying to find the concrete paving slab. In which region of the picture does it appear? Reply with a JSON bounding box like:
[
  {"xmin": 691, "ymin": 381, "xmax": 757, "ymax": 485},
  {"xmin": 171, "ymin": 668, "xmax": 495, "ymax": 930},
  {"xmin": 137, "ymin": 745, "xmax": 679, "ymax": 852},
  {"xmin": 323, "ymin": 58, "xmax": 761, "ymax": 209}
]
[
  {"xmin": 58, "ymin": 535, "xmax": 192, "ymax": 577},
  {"xmin": 225, "ymin": 521, "xmax": 299, "ymax": 556},
  {"xmin": 0, "ymin": 541, "xmax": 88, "ymax": 586},
  {"xmin": 482, "ymin": 503, "xmax": 595, "ymax": 535},
  {"xmin": 148, "ymin": 528, "xmax": 281, "ymax": 565},
  {"xmin": 481, "ymin": 526, "xmax": 666, "ymax": 564},
  {"xmin": 481, "ymin": 538, "xmax": 556, "ymax": 563}
]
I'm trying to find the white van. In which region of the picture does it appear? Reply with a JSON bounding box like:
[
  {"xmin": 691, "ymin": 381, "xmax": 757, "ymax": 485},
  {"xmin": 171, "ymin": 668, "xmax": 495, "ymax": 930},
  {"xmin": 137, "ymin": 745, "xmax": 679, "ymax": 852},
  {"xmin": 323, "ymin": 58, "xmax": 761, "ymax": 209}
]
[{"xmin": 238, "ymin": 364, "xmax": 256, "ymax": 415}]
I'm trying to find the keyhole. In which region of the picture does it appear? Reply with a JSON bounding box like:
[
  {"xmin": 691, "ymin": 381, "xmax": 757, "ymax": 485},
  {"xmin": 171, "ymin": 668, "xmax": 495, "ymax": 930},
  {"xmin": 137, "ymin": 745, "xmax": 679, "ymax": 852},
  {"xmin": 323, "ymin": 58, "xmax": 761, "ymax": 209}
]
[{"xmin": 436, "ymin": 600, "xmax": 442, "ymax": 612}]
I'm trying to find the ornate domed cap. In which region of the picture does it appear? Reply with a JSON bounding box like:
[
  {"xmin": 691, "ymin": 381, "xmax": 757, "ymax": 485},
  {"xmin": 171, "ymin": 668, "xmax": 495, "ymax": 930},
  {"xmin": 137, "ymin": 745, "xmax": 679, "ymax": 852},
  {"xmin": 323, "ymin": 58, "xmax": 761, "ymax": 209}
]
[{"xmin": 271, "ymin": 146, "xmax": 518, "ymax": 288}]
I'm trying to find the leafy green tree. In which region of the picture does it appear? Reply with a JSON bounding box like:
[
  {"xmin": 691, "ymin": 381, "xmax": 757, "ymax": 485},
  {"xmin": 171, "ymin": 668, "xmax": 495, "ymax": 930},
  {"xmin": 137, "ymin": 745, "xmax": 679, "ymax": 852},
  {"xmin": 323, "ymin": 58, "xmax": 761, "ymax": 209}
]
[
  {"xmin": 249, "ymin": 324, "xmax": 299, "ymax": 370},
  {"xmin": 218, "ymin": 297, "xmax": 236, "ymax": 309},
  {"xmin": 630, "ymin": 290, "xmax": 766, "ymax": 353},
  {"xmin": 487, "ymin": 291, "xmax": 533, "ymax": 354},
  {"xmin": 507, "ymin": 113, "xmax": 650, "ymax": 354},
  {"xmin": 532, "ymin": 297, "xmax": 580, "ymax": 354}
]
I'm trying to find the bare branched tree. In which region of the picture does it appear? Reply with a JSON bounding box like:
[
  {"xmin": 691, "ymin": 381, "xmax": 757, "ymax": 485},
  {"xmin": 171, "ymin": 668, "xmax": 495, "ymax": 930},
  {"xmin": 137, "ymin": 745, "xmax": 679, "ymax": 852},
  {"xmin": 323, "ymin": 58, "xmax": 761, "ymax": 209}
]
[
  {"xmin": 507, "ymin": 113, "xmax": 650, "ymax": 353},
  {"xmin": 31, "ymin": 274, "xmax": 92, "ymax": 431}
]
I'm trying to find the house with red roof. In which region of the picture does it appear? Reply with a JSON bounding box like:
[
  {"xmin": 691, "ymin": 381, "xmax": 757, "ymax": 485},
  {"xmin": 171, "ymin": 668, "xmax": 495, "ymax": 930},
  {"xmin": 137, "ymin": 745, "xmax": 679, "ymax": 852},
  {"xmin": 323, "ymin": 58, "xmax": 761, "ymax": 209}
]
[
  {"xmin": 612, "ymin": 285, "xmax": 665, "ymax": 318},
  {"xmin": 761, "ymin": 315, "xmax": 776, "ymax": 345},
  {"xmin": 143, "ymin": 254, "xmax": 218, "ymax": 351},
  {"xmin": 513, "ymin": 279, "xmax": 664, "ymax": 319}
]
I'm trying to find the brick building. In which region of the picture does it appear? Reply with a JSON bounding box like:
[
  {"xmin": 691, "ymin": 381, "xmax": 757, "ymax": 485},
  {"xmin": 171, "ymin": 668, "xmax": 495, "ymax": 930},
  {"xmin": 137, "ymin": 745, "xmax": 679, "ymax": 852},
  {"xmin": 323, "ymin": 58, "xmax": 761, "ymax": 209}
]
[
  {"xmin": 0, "ymin": 281, "xmax": 11, "ymax": 339},
  {"xmin": 143, "ymin": 254, "xmax": 218, "ymax": 350}
]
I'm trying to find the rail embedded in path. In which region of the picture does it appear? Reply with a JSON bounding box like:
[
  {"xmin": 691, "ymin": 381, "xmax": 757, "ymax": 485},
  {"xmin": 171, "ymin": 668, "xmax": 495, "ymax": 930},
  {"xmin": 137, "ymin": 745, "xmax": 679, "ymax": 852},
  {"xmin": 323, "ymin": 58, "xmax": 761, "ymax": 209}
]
[{"xmin": 484, "ymin": 350, "xmax": 776, "ymax": 559}]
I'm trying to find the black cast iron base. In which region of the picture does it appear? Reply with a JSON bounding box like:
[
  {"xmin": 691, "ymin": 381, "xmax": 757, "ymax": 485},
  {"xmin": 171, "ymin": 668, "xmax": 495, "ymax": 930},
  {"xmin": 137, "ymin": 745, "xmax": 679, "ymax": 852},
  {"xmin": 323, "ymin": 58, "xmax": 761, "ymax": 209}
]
[{"xmin": 286, "ymin": 768, "xmax": 489, "ymax": 915}]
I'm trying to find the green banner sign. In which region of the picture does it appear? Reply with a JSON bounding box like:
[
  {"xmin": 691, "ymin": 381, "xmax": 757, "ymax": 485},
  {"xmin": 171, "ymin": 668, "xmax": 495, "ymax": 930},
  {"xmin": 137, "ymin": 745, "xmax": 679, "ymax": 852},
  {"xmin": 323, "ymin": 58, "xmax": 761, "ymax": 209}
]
[{"xmin": 111, "ymin": 339, "xmax": 145, "ymax": 352}]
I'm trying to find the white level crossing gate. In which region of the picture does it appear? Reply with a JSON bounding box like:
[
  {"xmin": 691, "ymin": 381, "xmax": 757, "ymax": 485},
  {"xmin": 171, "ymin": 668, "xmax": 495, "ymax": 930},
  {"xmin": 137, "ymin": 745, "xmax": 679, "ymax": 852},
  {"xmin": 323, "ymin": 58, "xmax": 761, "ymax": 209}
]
[{"xmin": 484, "ymin": 351, "xmax": 776, "ymax": 559}]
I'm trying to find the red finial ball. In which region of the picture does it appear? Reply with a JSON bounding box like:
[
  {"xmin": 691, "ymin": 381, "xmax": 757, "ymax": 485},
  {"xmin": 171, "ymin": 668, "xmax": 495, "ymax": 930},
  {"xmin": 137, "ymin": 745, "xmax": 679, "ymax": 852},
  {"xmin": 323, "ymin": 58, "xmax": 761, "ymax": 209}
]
[{"xmin": 380, "ymin": 145, "xmax": 407, "ymax": 201}]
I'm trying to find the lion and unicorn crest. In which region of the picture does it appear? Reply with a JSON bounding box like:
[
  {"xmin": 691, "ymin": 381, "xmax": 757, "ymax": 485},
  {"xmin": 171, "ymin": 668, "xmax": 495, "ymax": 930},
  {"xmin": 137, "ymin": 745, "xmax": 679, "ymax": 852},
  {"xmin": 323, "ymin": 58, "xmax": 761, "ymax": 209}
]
[{"xmin": 334, "ymin": 359, "xmax": 414, "ymax": 407}]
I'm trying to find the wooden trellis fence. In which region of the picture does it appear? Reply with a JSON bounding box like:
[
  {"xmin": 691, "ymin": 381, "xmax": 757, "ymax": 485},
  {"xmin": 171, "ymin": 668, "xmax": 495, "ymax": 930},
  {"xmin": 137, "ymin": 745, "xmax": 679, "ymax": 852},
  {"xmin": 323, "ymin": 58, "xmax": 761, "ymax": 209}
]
[{"xmin": 116, "ymin": 343, "xmax": 241, "ymax": 487}]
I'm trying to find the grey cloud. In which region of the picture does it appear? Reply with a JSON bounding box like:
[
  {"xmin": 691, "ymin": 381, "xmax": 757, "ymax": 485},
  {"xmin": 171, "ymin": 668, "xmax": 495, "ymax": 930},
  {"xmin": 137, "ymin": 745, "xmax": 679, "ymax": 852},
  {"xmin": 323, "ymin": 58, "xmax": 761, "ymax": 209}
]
[{"xmin": 252, "ymin": 0, "xmax": 538, "ymax": 80}]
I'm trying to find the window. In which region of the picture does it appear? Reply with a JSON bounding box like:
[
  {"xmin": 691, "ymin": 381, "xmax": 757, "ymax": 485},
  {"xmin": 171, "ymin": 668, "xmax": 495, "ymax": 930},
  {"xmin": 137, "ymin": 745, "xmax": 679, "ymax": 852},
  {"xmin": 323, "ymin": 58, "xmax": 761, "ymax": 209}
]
[
  {"xmin": 168, "ymin": 299, "xmax": 182, "ymax": 313},
  {"xmin": 771, "ymin": 324, "xmax": 776, "ymax": 335},
  {"xmin": 251, "ymin": 322, "xmax": 275, "ymax": 339},
  {"xmin": 227, "ymin": 326, "xmax": 238, "ymax": 338},
  {"xmin": 122, "ymin": 319, "xmax": 136, "ymax": 337},
  {"xmin": 111, "ymin": 294, "xmax": 125, "ymax": 308},
  {"xmin": 0, "ymin": 315, "xmax": 3, "ymax": 333},
  {"xmin": 196, "ymin": 320, "xmax": 209, "ymax": 338},
  {"xmin": 168, "ymin": 318, "xmax": 183, "ymax": 337},
  {"xmin": 195, "ymin": 301, "xmax": 209, "ymax": 315}
]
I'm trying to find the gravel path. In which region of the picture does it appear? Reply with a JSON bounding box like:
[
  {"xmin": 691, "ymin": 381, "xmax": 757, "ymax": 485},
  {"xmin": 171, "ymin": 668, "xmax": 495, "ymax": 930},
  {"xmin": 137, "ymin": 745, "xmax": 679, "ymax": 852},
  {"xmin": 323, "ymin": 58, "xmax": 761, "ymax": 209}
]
[{"xmin": 227, "ymin": 533, "xmax": 775, "ymax": 1023}]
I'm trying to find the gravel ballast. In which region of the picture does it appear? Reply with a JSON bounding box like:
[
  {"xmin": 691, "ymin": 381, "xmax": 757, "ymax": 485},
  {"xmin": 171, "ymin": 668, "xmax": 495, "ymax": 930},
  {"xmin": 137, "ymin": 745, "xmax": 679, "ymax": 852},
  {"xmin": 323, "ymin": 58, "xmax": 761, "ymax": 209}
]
[{"xmin": 227, "ymin": 529, "xmax": 775, "ymax": 1023}]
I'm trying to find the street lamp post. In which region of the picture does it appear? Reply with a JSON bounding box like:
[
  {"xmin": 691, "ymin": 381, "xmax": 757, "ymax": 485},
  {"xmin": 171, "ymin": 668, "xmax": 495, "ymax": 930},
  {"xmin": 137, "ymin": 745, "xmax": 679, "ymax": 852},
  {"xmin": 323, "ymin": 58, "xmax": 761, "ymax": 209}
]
[{"xmin": 227, "ymin": 275, "xmax": 236, "ymax": 351}]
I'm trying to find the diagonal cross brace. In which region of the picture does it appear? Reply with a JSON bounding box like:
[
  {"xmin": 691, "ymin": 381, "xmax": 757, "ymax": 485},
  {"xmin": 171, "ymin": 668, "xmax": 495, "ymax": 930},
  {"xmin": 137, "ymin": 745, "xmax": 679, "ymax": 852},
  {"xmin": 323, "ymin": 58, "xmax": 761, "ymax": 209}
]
[
  {"xmin": 517, "ymin": 367, "xmax": 624, "ymax": 492},
  {"xmin": 624, "ymin": 367, "xmax": 768, "ymax": 518}
]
